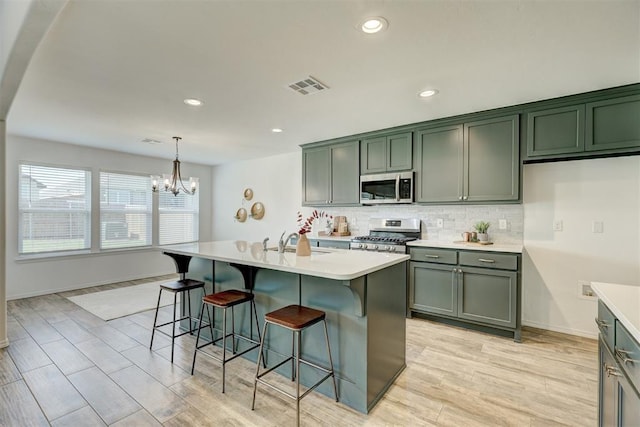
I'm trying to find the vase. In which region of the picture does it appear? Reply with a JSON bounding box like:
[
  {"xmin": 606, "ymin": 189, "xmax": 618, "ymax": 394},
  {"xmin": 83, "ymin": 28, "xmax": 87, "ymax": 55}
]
[
  {"xmin": 477, "ymin": 233, "xmax": 489, "ymax": 242},
  {"xmin": 296, "ymin": 233, "xmax": 311, "ymax": 256}
]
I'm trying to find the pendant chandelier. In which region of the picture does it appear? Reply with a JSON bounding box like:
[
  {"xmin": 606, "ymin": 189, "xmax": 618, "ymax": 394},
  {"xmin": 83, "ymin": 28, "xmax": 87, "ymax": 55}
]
[{"xmin": 151, "ymin": 136, "xmax": 198, "ymax": 196}]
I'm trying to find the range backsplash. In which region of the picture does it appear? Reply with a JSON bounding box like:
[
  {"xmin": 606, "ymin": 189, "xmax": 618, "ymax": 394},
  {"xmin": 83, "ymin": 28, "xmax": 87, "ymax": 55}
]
[{"xmin": 308, "ymin": 204, "xmax": 523, "ymax": 245}]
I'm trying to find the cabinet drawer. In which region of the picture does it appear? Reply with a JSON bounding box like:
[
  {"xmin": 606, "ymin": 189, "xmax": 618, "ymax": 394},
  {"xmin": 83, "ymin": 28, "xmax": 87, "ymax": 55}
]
[
  {"xmin": 459, "ymin": 251, "xmax": 518, "ymax": 270},
  {"xmin": 615, "ymin": 322, "xmax": 640, "ymax": 393},
  {"xmin": 597, "ymin": 300, "xmax": 616, "ymax": 351},
  {"xmin": 409, "ymin": 247, "xmax": 457, "ymax": 264},
  {"xmin": 317, "ymin": 240, "xmax": 350, "ymax": 250}
]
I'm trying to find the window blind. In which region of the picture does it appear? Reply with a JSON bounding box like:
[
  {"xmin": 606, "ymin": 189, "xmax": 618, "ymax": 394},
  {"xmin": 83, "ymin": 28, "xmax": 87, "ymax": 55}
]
[
  {"xmin": 19, "ymin": 164, "xmax": 91, "ymax": 254},
  {"xmin": 100, "ymin": 172, "xmax": 152, "ymax": 249},
  {"xmin": 159, "ymin": 187, "xmax": 199, "ymax": 245}
]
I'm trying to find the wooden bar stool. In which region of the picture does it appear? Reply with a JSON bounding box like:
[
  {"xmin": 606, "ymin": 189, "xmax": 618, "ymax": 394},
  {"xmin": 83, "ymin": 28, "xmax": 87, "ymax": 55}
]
[
  {"xmin": 191, "ymin": 289, "xmax": 263, "ymax": 393},
  {"xmin": 150, "ymin": 254, "xmax": 207, "ymax": 363},
  {"xmin": 252, "ymin": 304, "xmax": 338, "ymax": 426}
]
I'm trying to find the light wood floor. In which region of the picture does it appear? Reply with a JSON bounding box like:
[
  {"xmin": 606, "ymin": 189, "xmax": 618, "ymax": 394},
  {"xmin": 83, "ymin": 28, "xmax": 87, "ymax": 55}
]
[{"xmin": 1, "ymin": 276, "xmax": 598, "ymax": 426}]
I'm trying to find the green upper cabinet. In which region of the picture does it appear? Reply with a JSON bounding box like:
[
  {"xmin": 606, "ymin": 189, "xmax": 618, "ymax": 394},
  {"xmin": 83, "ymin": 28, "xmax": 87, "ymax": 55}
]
[
  {"xmin": 415, "ymin": 114, "xmax": 519, "ymax": 203},
  {"xmin": 526, "ymin": 105, "xmax": 585, "ymax": 157},
  {"xmin": 586, "ymin": 94, "xmax": 640, "ymax": 151},
  {"xmin": 414, "ymin": 125, "xmax": 463, "ymax": 203},
  {"xmin": 524, "ymin": 91, "xmax": 640, "ymax": 162},
  {"xmin": 465, "ymin": 115, "xmax": 520, "ymax": 202},
  {"xmin": 302, "ymin": 140, "xmax": 360, "ymax": 206},
  {"xmin": 361, "ymin": 132, "xmax": 412, "ymax": 174}
]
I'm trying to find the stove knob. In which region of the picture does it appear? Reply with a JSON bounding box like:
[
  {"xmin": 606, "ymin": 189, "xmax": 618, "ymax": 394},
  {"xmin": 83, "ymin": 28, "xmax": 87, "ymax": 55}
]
[
  {"xmin": 372, "ymin": 244, "xmax": 379, "ymax": 250},
  {"xmin": 359, "ymin": 243, "xmax": 365, "ymax": 249},
  {"xmin": 388, "ymin": 246, "xmax": 396, "ymax": 252}
]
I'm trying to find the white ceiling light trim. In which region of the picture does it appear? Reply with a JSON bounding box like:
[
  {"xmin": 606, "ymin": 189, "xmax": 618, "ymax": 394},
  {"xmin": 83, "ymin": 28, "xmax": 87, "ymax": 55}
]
[
  {"xmin": 360, "ymin": 17, "xmax": 388, "ymax": 34},
  {"xmin": 183, "ymin": 98, "xmax": 203, "ymax": 106},
  {"xmin": 271, "ymin": 128, "xmax": 283, "ymax": 133},
  {"xmin": 418, "ymin": 89, "xmax": 439, "ymax": 98}
]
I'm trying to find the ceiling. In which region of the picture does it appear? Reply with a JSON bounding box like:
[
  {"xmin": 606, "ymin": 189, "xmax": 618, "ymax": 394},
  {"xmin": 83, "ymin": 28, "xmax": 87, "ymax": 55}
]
[{"xmin": 6, "ymin": 0, "xmax": 640, "ymax": 165}]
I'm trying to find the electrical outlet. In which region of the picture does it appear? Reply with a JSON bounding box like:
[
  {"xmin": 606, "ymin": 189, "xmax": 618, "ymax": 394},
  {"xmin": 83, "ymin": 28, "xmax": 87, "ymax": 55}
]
[
  {"xmin": 436, "ymin": 218, "xmax": 444, "ymax": 228},
  {"xmin": 578, "ymin": 280, "xmax": 597, "ymax": 299},
  {"xmin": 592, "ymin": 221, "xmax": 604, "ymax": 233},
  {"xmin": 498, "ymin": 219, "xmax": 507, "ymax": 230},
  {"xmin": 553, "ymin": 220, "xmax": 563, "ymax": 232}
]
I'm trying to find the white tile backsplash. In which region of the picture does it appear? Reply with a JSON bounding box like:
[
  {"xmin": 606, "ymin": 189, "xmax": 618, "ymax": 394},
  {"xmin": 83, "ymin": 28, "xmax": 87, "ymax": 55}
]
[{"xmin": 309, "ymin": 204, "xmax": 523, "ymax": 244}]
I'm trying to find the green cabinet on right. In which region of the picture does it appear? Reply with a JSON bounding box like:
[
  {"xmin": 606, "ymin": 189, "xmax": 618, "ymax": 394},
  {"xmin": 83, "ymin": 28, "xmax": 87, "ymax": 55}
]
[
  {"xmin": 525, "ymin": 93, "xmax": 640, "ymax": 161},
  {"xmin": 597, "ymin": 300, "xmax": 640, "ymax": 427},
  {"xmin": 415, "ymin": 114, "xmax": 519, "ymax": 203}
]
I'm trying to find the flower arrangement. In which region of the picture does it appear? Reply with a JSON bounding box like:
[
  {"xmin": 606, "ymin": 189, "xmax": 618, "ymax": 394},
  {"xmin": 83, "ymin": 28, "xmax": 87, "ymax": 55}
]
[{"xmin": 297, "ymin": 210, "xmax": 332, "ymax": 235}]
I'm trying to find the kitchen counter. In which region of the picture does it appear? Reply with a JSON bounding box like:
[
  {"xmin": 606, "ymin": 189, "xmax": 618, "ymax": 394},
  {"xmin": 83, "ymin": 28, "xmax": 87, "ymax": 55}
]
[
  {"xmin": 408, "ymin": 240, "xmax": 523, "ymax": 254},
  {"xmin": 591, "ymin": 281, "xmax": 640, "ymax": 342},
  {"xmin": 161, "ymin": 240, "xmax": 408, "ymax": 414},
  {"xmin": 161, "ymin": 240, "xmax": 408, "ymax": 280}
]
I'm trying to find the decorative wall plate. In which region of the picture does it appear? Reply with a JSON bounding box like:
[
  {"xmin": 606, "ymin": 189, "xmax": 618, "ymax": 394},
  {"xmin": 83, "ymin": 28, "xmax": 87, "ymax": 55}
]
[
  {"xmin": 243, "ymin": 188, "xmax": 254, "ymax": 201},
  {"xmin": 235, "ymin": 207, "xmax": 247, "ymax": 222},
  {"xmin": 250, "ymin": 202, "xmax": 265, "ymax": 220}
]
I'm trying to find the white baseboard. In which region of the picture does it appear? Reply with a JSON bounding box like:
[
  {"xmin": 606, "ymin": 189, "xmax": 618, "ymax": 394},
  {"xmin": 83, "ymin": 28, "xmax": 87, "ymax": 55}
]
[{"xmin": 522, "ymin": 319, "xmax": 598, "ymax": 339}]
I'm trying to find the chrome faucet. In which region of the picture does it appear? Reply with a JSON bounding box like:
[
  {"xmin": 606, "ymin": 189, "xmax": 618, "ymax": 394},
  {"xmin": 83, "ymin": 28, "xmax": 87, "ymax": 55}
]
[
  {"xmin": 262, "ymin": 237, "xmax": 269, "ymax": 251},
  {"xmin": 278, "ymin": 231, "xmax": 298, "ymax": 253}
]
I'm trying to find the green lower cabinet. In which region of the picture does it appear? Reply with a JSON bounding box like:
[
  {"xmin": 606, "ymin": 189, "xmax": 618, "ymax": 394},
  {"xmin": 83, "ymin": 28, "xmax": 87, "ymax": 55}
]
[
  {"xmin": 409, "ymin": 262, "xmax": 457, "ymax": 316},
  {"xmin": 409, "ymin": 247, "xmax": 521, "ymax": 341},
  {"xmin": 457, "ymin": 267, "xmax": 517, "ymax": 329},
  {"xmin": 598, "ymin": 338, "xmax": 640, "ymax": 427}
]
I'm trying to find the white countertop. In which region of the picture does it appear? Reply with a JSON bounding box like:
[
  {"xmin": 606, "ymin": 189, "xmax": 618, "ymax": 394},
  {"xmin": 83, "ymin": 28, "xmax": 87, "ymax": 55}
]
[
  {"xmin": 160, "ymin": 240, "xmax": 409, "ymax": 281},
  {"xmin": 591, "ymin": 281, "xmax": 640, "ymax": 343},
  {"xmin": 407, "ymin": 240, "xmax": 523, "ymax": 254}
]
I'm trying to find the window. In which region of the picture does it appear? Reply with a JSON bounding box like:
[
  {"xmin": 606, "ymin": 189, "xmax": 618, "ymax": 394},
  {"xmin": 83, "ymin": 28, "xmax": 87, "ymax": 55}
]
[
  {"xmin": 19, "ymin": 164, "xmax": 91, "ymax": 254},
  {"xmin": 159, "ymin": 188, "xmax": 199, "ymax": 245},
  {"xmin": 100, "ymin": 172, "xmax": 152, "ymax": 249}
]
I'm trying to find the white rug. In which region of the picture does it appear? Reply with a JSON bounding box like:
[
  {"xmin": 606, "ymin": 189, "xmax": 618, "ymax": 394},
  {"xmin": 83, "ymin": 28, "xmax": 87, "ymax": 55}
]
[{"xmin": 66, "ymin": 280, "xmax": 179, "ymax": 321}]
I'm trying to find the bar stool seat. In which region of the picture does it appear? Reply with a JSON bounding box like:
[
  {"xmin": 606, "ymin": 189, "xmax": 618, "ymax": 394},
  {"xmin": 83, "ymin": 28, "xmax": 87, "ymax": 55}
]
[
  {"xmin": 252, "ymin": 304, "xmax": 338, "ymax": 426},
  {"xmin": 150, "ymin": 277, "xmax": 206, "ymax": 363},
  {"xmin": 192, "ymin": 289, "xmax": 263, "ymax": 393},
  {"xmin": 265, "ymin": 305, "xmax": 326, "ymax": 330}
]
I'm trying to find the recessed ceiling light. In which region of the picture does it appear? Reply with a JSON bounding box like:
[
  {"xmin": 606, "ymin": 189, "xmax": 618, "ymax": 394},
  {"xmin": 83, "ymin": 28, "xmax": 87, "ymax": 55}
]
[
  {"xmin": 360, "ymin": 17, "xmax": 388, "ymax": 34},
  {"xmin": 418, "ymin": 89, "xmax": 439, "ymax": 98},
  {"xmin": 271, "ymin": 128, "xmax": 283, "ymax": 133},
  {"xmin": 183, "ymin": 98, "xmax": 203, "ymax": 106}
]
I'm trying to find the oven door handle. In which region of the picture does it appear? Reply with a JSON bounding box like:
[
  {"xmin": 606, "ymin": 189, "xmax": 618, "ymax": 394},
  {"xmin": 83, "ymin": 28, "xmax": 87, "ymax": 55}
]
[{"xmin": 395, "ymin": 174, "xmax": 400, "ymax": 201}]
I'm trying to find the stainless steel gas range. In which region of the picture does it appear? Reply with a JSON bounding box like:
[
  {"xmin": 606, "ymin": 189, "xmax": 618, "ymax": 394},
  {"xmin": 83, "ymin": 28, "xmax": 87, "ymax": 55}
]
[{"xmin": 350, "ymin": 218, "xmax": 421, "ymax": 253}]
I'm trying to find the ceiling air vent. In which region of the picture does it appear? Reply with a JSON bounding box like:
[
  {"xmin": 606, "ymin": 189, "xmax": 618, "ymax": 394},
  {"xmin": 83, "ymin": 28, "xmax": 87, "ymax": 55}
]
[{"xmin": 287, "ymin": 76, "xmax": 329, "ymax": 95}]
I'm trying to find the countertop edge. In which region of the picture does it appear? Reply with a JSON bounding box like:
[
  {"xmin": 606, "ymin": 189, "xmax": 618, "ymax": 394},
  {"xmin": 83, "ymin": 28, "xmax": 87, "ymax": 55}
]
[
  {"xmin": 160, "ymin": 243, "xmax": 409, "ymax": 281},
  {"xmin": 407, "ymin": 240, "xmax": 523, "ymax": 254},
  {"xmin": 591, "ymin": 281, "xmax": 640, "ymax": 343}
]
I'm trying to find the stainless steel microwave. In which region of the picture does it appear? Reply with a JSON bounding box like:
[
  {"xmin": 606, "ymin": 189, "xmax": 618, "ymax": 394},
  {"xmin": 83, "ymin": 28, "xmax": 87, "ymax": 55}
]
[{"xmin": 360, "ymin": 171, "xmax": 414, "ymax": 204}]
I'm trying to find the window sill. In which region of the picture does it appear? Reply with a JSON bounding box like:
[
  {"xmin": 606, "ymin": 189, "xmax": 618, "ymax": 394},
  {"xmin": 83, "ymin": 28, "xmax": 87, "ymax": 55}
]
[{"xmin": 15, "ymin": 246, "xmax": 161, "ymax": 262}]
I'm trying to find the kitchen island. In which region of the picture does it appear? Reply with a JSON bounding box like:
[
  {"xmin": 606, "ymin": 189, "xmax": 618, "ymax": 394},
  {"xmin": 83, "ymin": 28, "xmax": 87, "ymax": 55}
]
[{"xmin": 161, "ymin": 240, "xmax": 410, "ymax": 414}]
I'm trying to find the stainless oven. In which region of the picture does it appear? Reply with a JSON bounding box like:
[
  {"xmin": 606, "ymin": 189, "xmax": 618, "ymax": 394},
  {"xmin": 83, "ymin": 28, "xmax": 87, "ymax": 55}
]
[
  {"xmin": 360, "ymin": 171, "xmax": 413, "ymax": 205},
  {"xmin": 350, "ymin": 218, "xmax": 421, "ymax": 253}
]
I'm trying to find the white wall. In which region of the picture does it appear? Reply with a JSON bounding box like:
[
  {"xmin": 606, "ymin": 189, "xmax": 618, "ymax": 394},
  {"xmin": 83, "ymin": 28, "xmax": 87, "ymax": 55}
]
[
  {"xmin": 6, "ymin": 135, "xmax": 213, "ymax": 299},
  {"xmin": 212, "ymin": 151, "xmax": 303, "ymax": 243},
  {"xmin": 522, "ymin": 156, "xmax": 640, "ymax": 338}
]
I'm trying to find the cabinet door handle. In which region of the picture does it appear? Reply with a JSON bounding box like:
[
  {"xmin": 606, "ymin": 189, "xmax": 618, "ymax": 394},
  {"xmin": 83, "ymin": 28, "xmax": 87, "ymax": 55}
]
[
  {"xmin": 458, "ymin": 196, "xmax": 463, "ymax": 200},
  {"xmin": 424, "ymin": 254, "xmax": 440, "ymax": 259},
  {"xmin": 594, "ymin": 318, "xmax": 609, "ymax": 331},
  {"xmin": 604, "ymin": 364, "xmax": 622, "ymax": 377},
  {"xmin": 478, "ymin": 258, "xmax": 496, "ymax": 263},
  {"xmin": 463, "ymin": 196, "xmax": 468, "ymax": 200},
  {"xmin": 615, "ymin": 347, "xmax": 639, "ymax": 365}
]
